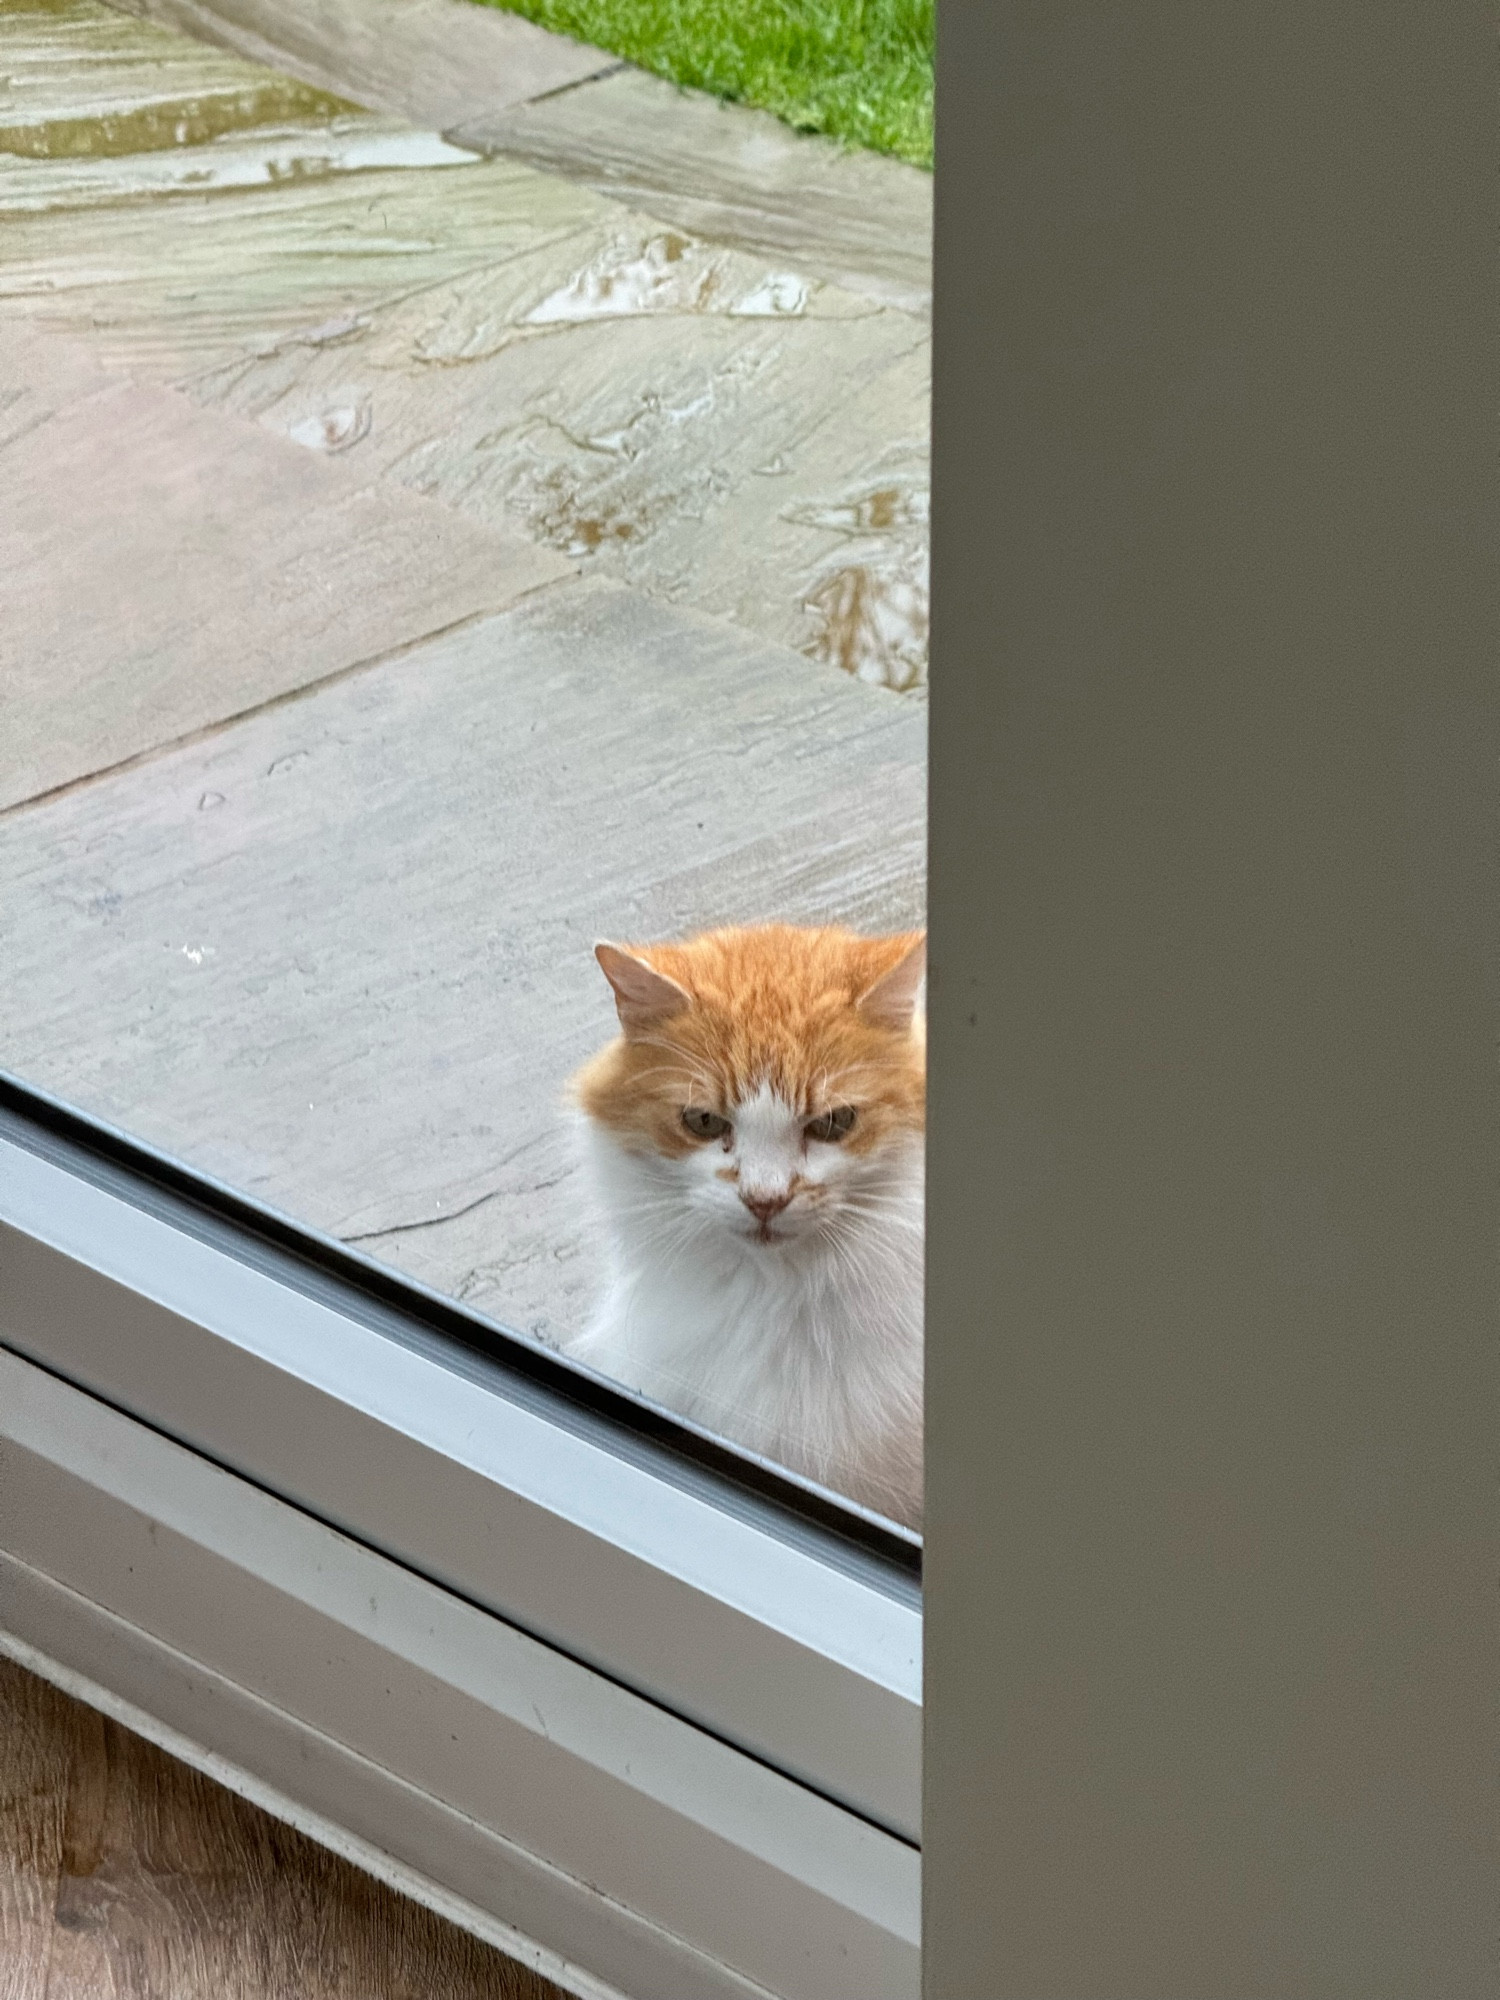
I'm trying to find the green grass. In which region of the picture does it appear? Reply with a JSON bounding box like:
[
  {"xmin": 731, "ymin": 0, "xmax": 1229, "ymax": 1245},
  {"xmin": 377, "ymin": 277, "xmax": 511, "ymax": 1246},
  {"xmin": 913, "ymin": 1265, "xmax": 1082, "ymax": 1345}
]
[{"xmin": 473, "ymin": 0, "xmax": 933, "ymax": 167}]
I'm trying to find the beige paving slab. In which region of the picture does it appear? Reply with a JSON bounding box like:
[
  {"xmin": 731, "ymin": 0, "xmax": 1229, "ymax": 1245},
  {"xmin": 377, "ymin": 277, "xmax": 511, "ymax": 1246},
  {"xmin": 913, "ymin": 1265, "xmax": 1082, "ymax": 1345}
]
[
  {"xmin": 187, "ymin": 215, "xmax": 929, "ymax": 682},
  {"xmin": 109, "ymin": 0, "xmax": 615, "ymax": 130},
  {"xmin": 0, "ymin": 151, "xmax": 608, "ymax": 375},
  {"xmin": 0, "ymin": 331, "xmax": 571, "ymax": 810},
  {"xmin": 0, "ymin": 577, "xmax": 924, "ymax": 1343},
  {"xmin": 0, "ymin": 311, "xmax": 108, "ymax": 434},
  {"xmin": 0, "ymin": 0, "xmax": 352, "ymax": 159},
  {"xmin": 452, "ymin": 64, "xmax": 933, "ymax": 316}
]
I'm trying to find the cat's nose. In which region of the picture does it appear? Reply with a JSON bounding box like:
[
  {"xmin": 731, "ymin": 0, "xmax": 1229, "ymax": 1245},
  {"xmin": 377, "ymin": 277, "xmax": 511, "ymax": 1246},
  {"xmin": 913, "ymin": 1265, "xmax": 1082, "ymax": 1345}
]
[{"xmin": 742, "ymin": 1189, "xmax": 791, "ymax": 1225}]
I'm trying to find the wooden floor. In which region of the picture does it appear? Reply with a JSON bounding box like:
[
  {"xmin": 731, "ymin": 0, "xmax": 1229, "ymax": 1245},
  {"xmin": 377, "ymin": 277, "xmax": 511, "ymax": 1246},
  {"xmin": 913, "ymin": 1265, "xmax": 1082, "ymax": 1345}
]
[{"xmin": 0, "ymin": 1657, "xmax": 563, "ymax": 2000}]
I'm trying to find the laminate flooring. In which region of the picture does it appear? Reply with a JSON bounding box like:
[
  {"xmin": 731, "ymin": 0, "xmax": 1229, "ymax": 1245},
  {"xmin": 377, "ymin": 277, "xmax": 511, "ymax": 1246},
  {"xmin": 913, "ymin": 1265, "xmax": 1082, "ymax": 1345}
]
[{"xmin": 0, "ymin": 1655, "xmax": 564, "ymax": 2000}]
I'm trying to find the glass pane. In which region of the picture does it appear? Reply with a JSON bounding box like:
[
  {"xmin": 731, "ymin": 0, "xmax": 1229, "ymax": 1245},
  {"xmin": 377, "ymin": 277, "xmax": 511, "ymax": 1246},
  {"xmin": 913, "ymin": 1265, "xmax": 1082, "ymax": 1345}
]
[{"xmin": 1, "ymin": 0, "xmax": 930, "ymax": 1533}]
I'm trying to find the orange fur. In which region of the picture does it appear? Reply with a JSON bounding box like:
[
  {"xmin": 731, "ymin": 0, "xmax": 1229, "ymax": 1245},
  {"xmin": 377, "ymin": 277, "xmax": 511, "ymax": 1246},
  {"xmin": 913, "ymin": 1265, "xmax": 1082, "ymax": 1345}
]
[{"xmin": 573, "ymin": 924, "xmax": 926, "ymax": 1154}]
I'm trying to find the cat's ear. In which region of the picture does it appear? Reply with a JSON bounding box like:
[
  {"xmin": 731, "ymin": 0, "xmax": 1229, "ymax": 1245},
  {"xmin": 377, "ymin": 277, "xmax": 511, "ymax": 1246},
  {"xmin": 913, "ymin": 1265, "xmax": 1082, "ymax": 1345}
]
[
  {"xmin": 857, "ymin": 934, "xmax": 926, "ymax": 1031},
  {"xmin": 595, "ymin": 942, "xmax": 691, "ymax": 1033}
]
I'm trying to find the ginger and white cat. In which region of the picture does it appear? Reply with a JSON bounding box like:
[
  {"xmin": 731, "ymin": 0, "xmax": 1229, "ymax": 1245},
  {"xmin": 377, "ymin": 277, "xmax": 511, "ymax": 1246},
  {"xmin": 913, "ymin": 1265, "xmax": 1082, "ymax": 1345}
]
[{"xmin": 568, "ymin": 924, "xmax": 925, "ymax": 1529}]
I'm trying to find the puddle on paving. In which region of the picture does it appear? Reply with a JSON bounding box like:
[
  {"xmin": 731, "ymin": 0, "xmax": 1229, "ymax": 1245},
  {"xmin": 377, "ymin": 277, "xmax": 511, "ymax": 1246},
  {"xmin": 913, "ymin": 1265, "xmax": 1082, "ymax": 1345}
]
[
  {"xmin": 523, "ymin": 228, "xmax": 816, "ymax": 326},
  {"xmin": 525, "ymin": 463, "xmax": 658, "ymax": 559},
  {"xmin": 786, "ymin": 480, "xmax": 929, "ymax": 535},
  {"xmin": 788, "ymin": 482, "xmax": 928, "ymax": 540},
  {"xmin": 804, "ymin": 563, "xmax": 928, "ymax": 693},
  {"xmin": 555, "ymin": 511, "xmax": 636, "ymax": 553},
  {"xmin": 786, "ymin": 471, "xmax": 930, "ymax": 689},
  {"xmin": 0, "ymin": 0, "xmax": 357, "ymax": 159},
  {"xmin": 732, "ymin": 271, "xmax": 814, "ymax": 317},
  {"xmin": 286, "ymin": 391, "xmax": 372, "ymax": 452},
  {"xmin": 0, "ymin": 77, "xmax": 357, "ymax": 160},
  {"xmin": 0, "ymin": 123, "xmax": 478, "ymax": 210},
  {"xmin": 401, "ymin": 229, "xmax": 858, "ymax": 370}
]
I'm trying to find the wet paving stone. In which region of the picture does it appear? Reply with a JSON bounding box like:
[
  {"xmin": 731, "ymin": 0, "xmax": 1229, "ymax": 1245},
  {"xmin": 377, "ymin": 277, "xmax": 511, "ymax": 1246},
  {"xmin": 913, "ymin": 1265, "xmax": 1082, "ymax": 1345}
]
[
  {"xmin": 454, "ymin": 61, "xmax": 933, "ymax": 318},
  {"xmin": 0, "ymin": 576, "xmax": 922, "ymax": 1338},
  {"xmin": 0, "ymin": 0, "xmax": 929, "ymax": 1342},
  {"xmin": 0, "ymin": 153, "xmax": 604, "ymax": 375},
  {"xmin": 184, "ymin": 217, "xmax": 929, "ymax": 684},
  {"xmin": 0, "ymin": 0, "xmax": 354, "ymax": 158},
  {"xmin": 0, "ymin": 0, "xmax": 930, "ymax": 688},
  {"xmin": 111, "ymin": 0, "xmax": 614, "ymax": 132},
  {"xmin": 0, "ymin": 326, "xmax": 569, "ymax": 809}
]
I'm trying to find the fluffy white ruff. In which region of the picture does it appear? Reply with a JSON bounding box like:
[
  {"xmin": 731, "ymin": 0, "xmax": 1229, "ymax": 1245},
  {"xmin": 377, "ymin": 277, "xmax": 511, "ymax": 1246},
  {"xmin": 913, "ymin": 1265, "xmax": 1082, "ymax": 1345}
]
[{"xmin": 569, "ymin": 1115, "xmax": 924, "ymax": 1523}]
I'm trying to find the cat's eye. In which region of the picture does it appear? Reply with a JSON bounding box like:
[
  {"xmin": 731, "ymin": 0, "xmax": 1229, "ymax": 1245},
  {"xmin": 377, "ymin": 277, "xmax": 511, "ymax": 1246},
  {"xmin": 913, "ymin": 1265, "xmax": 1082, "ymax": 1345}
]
[
  {"xmin": 805, "ymin": 1106, "xmax": 858, "ymax": 1144},
  {"xmin": 681, "ymin": 1106, "xmax": 732, "ymax": 1141}
]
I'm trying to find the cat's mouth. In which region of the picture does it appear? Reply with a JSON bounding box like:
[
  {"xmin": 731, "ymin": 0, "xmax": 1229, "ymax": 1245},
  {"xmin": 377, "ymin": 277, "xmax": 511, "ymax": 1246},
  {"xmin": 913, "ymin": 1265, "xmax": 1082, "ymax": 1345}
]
[{"xmin": 744, "ymin": 1213, "xmax": 798, "ymax": 1246}]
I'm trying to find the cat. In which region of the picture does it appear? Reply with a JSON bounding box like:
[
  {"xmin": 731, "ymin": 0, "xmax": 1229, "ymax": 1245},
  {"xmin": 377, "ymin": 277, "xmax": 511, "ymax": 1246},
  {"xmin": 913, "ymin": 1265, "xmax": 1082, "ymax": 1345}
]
[{"xmin": 567, "ymin": 923, "xmax": 925, "ymax": 1530}]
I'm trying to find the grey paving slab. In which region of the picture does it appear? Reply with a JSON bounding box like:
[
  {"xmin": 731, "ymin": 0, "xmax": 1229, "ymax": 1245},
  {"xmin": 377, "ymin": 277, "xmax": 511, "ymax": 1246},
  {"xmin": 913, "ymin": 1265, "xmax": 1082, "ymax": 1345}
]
[
  {"xmin": 0, "ymin": 150, "xmax": 607, "ymax": 375},
  {"xmin": 109, "ymin": 0, "xmax": 615, "ymax": 130},
  {"xmin": 0, "ymin": 0, "xmax": 351, "ymax": 158},
  {"xmin": 452, "ymin": 65, "xmax": 933, "ymax": 316},
  {"xmin": 0, "ymin": 578, "xmax": 924, "ymax": 1343},
  {"xmin": 187, "ymin": 218, "xmax": 930, "ymax": 682},
  {"xmin": 107, "ymin": 2, "xmax": 932, "ymax": 315},
  {"xmin": 0, "ymin": 330, "xmax": 571, "ymax": 809},
  {"xmin": 3, "ymin": 0, "xmax": 931, "ymax": 684}
]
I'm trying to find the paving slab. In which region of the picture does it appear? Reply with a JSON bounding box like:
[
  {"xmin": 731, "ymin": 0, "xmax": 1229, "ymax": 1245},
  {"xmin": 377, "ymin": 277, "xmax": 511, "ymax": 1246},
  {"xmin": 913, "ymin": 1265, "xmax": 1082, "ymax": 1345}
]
[
  {"xmin": 453, "ymin": 65, "xmax": 933, "ymax": 316},
  {"xmin": 0, "ymin": 577, "xmax": 924, "ymax": 1343},
  {"xmin": 703, "ymin": 341, "xmax": 931, "ymax": 689},
  {"xmin": 109, "ymin": 0, "xmax": 931, "ymax": 314},
  {"xmin": 0, "ymin": 0, "xmax": 352, "ymax": 158},
  {"xmin": 187, "ymin": 216, "xmax": 930, "ymax": 682},
  {"xmin": 186, "ymin": 222, "xmax": 927, "ymax": 666},
  {"xmin": 2, "ymin": 0, "xmax": 932, "ymax": 683},
  {"xmin": 0, "ymin": 331, "xmax": 571, "ymax": 809},
  {"xmin": 0, "ymin": 0, "xmax": 930, "ymax": 1352},
  {"xmin": 0, "ymin": 1, "xmax": 481, "ymax": 209},
  {"xmin": 108, "ymin": 0, "xmax": 615, "ymax": 130},
  {"xmin": 0, "ymin": 150, "xmax": 607, "ymax": 375}
]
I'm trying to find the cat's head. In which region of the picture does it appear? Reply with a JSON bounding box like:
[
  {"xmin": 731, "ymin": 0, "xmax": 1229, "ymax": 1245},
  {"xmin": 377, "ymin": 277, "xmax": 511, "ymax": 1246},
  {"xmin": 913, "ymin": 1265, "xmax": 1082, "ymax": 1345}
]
[{"xmin": 572, "ymin": 924, "xmax": 925, "ymax": 1253}]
